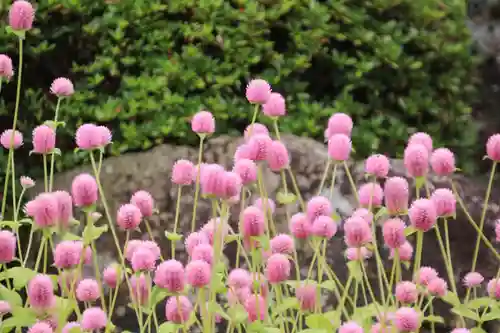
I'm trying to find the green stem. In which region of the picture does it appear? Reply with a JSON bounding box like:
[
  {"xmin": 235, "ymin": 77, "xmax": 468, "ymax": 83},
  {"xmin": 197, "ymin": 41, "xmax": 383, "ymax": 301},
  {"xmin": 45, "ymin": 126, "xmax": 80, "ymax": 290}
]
[
  {"xmin": 413, "ymin": 231, "xmax": 424, "ymax": 280},
  {"xmin": 317, "ymin": 160, "xmax": 332, "ymax": 196},
  {"xmin": 360, "ymin": 259, "xmax": 382, "ymax": 317},
  {"xmin": 43, "ymin": 154, "xmax": 48, "ymax": 192},
  {"xmin": 343, "ymin": 161, "xmax": 359, "ymax": 203},
  {"xmin": 48, "ymin": 97, "xmax": 62, "ymax": 192},
  {"xmin": 171, "ymin": 186, "xmax": 183, "ymax": 257},
  {"xmin": 190, "ymin": 136, "xmax": 205, "ymax": 232}
]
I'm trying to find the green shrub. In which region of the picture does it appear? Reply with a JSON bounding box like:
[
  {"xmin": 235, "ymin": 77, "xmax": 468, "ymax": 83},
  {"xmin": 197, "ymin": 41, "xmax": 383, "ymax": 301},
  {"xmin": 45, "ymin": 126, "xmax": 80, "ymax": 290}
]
[{"xmin": 0, "ymin": 0, "xmax": 478, "ymax": 173}]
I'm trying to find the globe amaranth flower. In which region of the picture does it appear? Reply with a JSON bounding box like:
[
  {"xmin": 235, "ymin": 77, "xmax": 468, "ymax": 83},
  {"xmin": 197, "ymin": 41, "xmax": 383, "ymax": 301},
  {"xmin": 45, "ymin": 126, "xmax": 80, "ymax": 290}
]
[
  {"xmin": 244, "ymin": 123, "xmax": 269, "ymax": 141},
  {"xmin": 71, "ymin": 173, "xmax": 98, "ymax": 207},
  {"xmin": 9, "ymin": 0, "xmax": 35, "ymax": 31},
  {"xmin": 262, "ymin": 92, "xmax": 286, "ymax": 117},
  {"xmin": 384, "ymin": 176, "xmax": 409, "ymax": 215},
  {"xmin": 0, "ymin": 129, "xmax": 23, "ymax": 150},
  {"xmin": 246, "ymin": 79, "xmax": 271, "ymax": 104},
  {"xmin": 358, "ymin": 182, "xmax": 384, "ymax": 207},
  {"xmin": 165, "ymin": 296, "xmax": 192, "ymax": 324},
  {"xmin": 325, "ymin": 113, "xmax": 353, "ymax": 138},
  {"xmin": 327, "ymin": 133, "xmax": 351, "ymax": 161},
  {"xmin": 430, "ymin": 148, "xmax": 455, "ymax": 176},
  {"xmin": 32, "ymin": 125, "xmax": 56, "ymax": 154},
  {"xmin": 191, "ymin": 110, "xmax": 215, "ymax": 135},
  {"xmin": 130, "ymin": 190, "xmax": 154, "ymax": 217},
  {"xmin": 265, "ymin": 253, "xmax": 291, "ymax": 284},
  {"xmin": 403, "ymin": 143, "xmax": 429, "ymax": 178},
  {"xmin": 408, "ymin": 132, "xmax": 432, "ymax": 152},
  {"xmin": 289, "ymin": 213, "xmax": 311, "ymax": 239},
  {"xmin": 50, "ymin": 77, "xmax": 74, "ymax": 97},
  {"xmin": 408, "ymin": 199, "xmax": 437, "ymax": 232},
  {"xmin": 0, "ymin": 230, "xmax": 16, "ymax": 263},
  {"xmin": 365, "ymin": 154, "xmax": 390, "ymax": 178},
  {"xmin": 0, "ymin": 54, "xmax": 14, "ymax": 80},
  {"xmin": 382, "ymin": 218, "xmax": 406, "ymax": 249}
]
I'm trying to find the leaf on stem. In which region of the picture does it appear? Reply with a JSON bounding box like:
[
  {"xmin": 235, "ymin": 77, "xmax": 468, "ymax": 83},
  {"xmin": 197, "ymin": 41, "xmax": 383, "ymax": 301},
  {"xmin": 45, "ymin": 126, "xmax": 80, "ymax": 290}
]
[
  {"xmin": 164, "ymin": 231, "xmax": 182, "ymax": 241},
  {"xmin": 276, "ymin": 191, "xmax": 297, "ymax": 205}
]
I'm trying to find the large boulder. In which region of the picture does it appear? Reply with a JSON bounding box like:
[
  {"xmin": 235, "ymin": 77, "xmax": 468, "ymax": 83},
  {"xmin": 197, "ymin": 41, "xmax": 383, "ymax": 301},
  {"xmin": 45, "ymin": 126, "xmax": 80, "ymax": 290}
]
[{"xmin": 38, "ymin": 134, "xmax": 500, "ymax": 332}]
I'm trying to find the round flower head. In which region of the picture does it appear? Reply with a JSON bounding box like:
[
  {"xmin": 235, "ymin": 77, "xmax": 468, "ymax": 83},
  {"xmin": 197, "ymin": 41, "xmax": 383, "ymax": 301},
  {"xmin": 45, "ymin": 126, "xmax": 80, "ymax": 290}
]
[
  {"xmin": 199, "ymin": 163, "xmax": 225, "ymax": 196},
  {"xmin": 295, "ymin": 283, "xmax": 317, "ymax": 312},
  {"xmin": 0, "ymin": 54, "xmax": 14, "ymax": 80},
  {"xmin": 228, "ymin": 268, "xmax": 252, "ymax": 289},
  {"xmin": 191, "ymin": 110, "xmax": 215, "ymax": 135},
  {"xmin": 28, "ymin": 323, "xmax": 52, "ymax": 333},
  {"xmin": 53, "ymin": 240, "xmax": 81, "ymax": 269},
  {"xmin": 244, "ymin": 123, "xmax": 269, "ymax": 141},
  {"xmin": 71, "ymin": 173, "xmax": 98, "ymax": 207},
  {"xmin": 345, "ymin": 247, "xmax": 372, "ymax": 261},
  {"xmin": 463, "ymin": 272, "xmax": 484, "ymax": 288},
  {"xmin": 186, "ymin": 260, "xmax": 211, "ymax": 288},
  {"xmin": 131, "ymin": 247, "xmax": 156, "ymax": 272},
  {"xmin": 266, "ymin": 253, "xmax": 291, "ymax": 283},
  {"xmin": 384, "ymin": 176, "xmax": 409, "ymax": 215},
  {"xmin": 50, "ymin": 77, "xmax": 74, "ymax": 97},
  {"xmin": 0, "ymin": 129, "xmax": 23, "ymax": 149},
  {"xmin": 62, "ymin": 322, "xmax": 80, "ymax": 333},
  {"xmin": 20, "ymin": 176, "xmax": 34, "ymax": 189},
  {"xmin": 408, "ymin": 132, "xmax": 433, "ymax": 152},
  {"xmin": 81, "ymin": 307, "xmax": 107, "ymax": 331},
  {"xmin": 486, "ymin": 134, "xmax": 500, "ymax": 161},
  {"xmin": 246, "ymin": 79, "xmax": 271, "ymax": 104},
  {"xmin": 244, "ymin": 294, "xmax": 267, "ymax": 322},
  {"xmin": 0, "ymin": 300, "xmax": 11, "ymax": 315},
  {"xmin": 352, "ymin": 208, "xmax": 373, "ymax": 225},
  {"xmin": 76, "ymin": 279, "xmax": 100, "ymax": 302},
  {"xmin": 382, "ymin": 218, "xmax": 406, "ymax": 249},
  {"xmin": 428, "ymin": 277, "xmax": 447, "ymax": 297},
  {"xmin": 191, "ymin": 243, "xmax": 214, "ymax": 266},
  {"xmin": 267, "ymin": 140, "xmax": 290, "ymax": 171},
  {"xmin": 307, "ymin": 196, "xmax": 332, "ymax": 221},
  {"xmin": 430, "ymin": 148, "xmax": 455, "ymax": 176},
  {"xmin": 129, "ymin": 274, "xmax": 150, "ymax": 306},
  {"xmin": 75, "ymin": 123, "xmax": 101, "ymax": 150},
  {"xmin": 233, "ymin": 158, "xmax": 257, "ymax": 185},
  {"xmin": 325, "ymin": 113, "xmax": 353, "ymax": 138},
  {"xmin": 395, "ymin": 281, "xmax": 418, "ymax": 304},
  {"xmin": 344, "ymin": 216, "xmax": 372, "ymax": 247},
  {"xmin": 371, "ymin": 322, "xmax": 394, "ymax": 333},
  {"xmin": 394, "ymin": 307, "xmax": 420, "ymax": 332},
  {"xmin": 9, "ymin": 0, "xmax": 35, "ymax": 31},
  {"xmin": 404, "ymin": 143, "xmax": 429, "ymax": 178},
  {"xmin": 328, "ymin": 133, "xmax": 351, "ymax": 161},
  {"xmin": 155, "ymin": 260, "xmax": 185, "ymax": 292},
  {"xmin": 227, "ymin": 287, "xmax": 251, "ymax": 306},
  {"xmin": 0, "ymin": 230, "xmax": 16, "ymax": 263},
  {"xmin": 53, "ymin": 190, "xmax": 73, "ymax": 228},
  {"xmin": 365, "ymin": 154, "xmax": 390, "ymax": 178},
  {"xmin": 185, "ymin": 232, "xmax": 209, "ymax": 256},
  {"xmin": 165, "ymin": 296, "xmax": 193, "ymax": 324},
  {"xmin": 30, "ymin": 192, "xmax": 58, "ymax": 227},
  {"xmin": 242, "ymin": 206, "xmax": 266, "ymax": 237},
  {"xmin": 311, "ymin": 215, "xmax": 337, "ymax": 239},
  {"xmin": 289, "ymin": 212, "xmax": 311, "ymax": 239},
  {"xmin": 262, "ymin": 92, "xmax": 286, "ymax": 117},
  {"xmin": 116, "ymin": 203, "xmax": 142, "ymax": 230},
  {"xmin": 103, "ymin": 264, "xmax": 120, "ymax": 289},
  {"xmin": 28, "ymin": 274, "xmax": 55, "ymax": 309},
  {"xmin": 247, "ymin": 134, "xmax": 272, "ymax": 161},
  {"xmin": 391, "ymin": 241, "xmax": 413, "ymax": 261},
  {"xmin": 270, "ymin": 234, "xmax": 295, "ymax": 254},
  {"xmin": 130, "ymin": 190, "xmax": 154, "ymax": 217},
  {"xmin": 96, "ymin": 126, "xmax": 112, "ymax": 147},
  {"xmin": 338, "ymin": 321, "xmax": 363, "ymax": 333},
  {"xmin": 415, "ymin": 267, "xmax": 439, "ymax": 286},
  {"xmin": 32, "ymin": 125, "xmax": 56, "ymax": 154},
  {"xmin": 430, "ymin": 188, "xmax": 456, "ymax": 217},
  {"xmin": 125, "ymin": 240, "xmax": 143, "ymax": 262},
  {"xmin": 254, "ymin": 197, "xmax": 276, "ymax": 215},
  {"xmin": 200, "ymin": 217, "xmax": 229, "ymax": 246},
  {"xmin": 408, "ymin": 198, "xmax": 437, "ymax": 232},
  {"xmin": 218, "ymin": 171, "xmax": 242, "ymax": 199},
  {"xmin": 487, "ymin": 278, "xmax": 500, "ymax": 299},
  {"xmin": 172, "ymin": 159, "xmax": 195, "ymax": 186},
  {"xmin": 358, "ymin": 182, "xmax": 384, "ymax": 207}
]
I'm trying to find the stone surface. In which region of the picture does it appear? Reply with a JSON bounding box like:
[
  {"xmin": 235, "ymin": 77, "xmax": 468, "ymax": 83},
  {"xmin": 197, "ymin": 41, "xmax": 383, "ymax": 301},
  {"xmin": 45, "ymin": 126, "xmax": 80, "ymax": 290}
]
[{"xmin": 38, "ymin": 134, "xmax": 500, "ymax": 332}]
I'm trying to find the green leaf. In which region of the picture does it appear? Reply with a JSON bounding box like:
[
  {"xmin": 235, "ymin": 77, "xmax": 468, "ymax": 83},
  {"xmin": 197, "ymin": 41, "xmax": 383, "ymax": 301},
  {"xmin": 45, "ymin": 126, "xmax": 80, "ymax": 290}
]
[
  {"xmin": 347, "ymin": 261, "xmax": 362, "ymax": 282},
  {"xmin": 0, "ymin": 285, "xmax": 22, "ymax": 306},
  {"xmin": 4, "ymin": 267, "xmax": 37, "ymax": 290},
  {"xmin": 451, "ymin": 304, "xmax": 481, "ymax": 321},
  {"xmin": 404, "ymin": 226, "xmax": 417, "ymax": 237},
  {"xmin": 297, "ymin": 330, "xmax": 327, "ymax": 333},
  {"xmin": 320, "ymin": 280, "xmax": 337, "ymax": 291},
  {"xmin": 481, "ymin": 308, "xmax": 500, "ymax": 322},
  {"xmin": 305, "ymin": 314, "xmax": 334, "ymax": 330},
  {"xmin": 247, "ymin": 321, "xmax": 265, "ymax": 333},
  {"xmin": 423, "ymin": 315, "xmax": 444, "ymax": 324},
  {"xmin": 150, "ymin": 286, "xmax": 169, "ymax": 306},
  {"xmin": 158, "ymin": 322, "xmax": 177, "ymax": 333},
  {"xmin": 415, "ymin": 176, "xmax": 425, "ymax": 191},
  {"xmin": 0, "ymin": 220, "xmax": 19, "ymax": 229},
  {"xmin": 52, "ymin": 148, "xmax": 62, "ymax": 156},
  {"xmin": 440, "ymin": 292, "xmax": 460, "ymax": 307},
  {"xmin": 227, "ymin": 304, "xmax": 248, "ymax": 323},
  {"xmin": 83, "ymin": 224, "xmax": 108, "ymax": 245},
  {"xmin": 275, "ymin": 297, "xmax": 299, "ymax": 314},
  {"xmin": 263, "ymin": 328, "xmax": 281, "ymax": 333},
  {"xmin": 224, "ymin": 234, "xmax": 240, "ymax": 244},
  {"xmin": 207, "ymin": 301, "xmax": 230, "ymax": 320},
  {"xmin": 62, "ymin": 232, "xmax": 82, "ymax": 241},
  {"xmin": 276, "ymin": 191, "xmax": 297, "ymax": 205},
  {"xmin": 470, "ymin": 328, "xmax": 488, "ymax": 333},
  {"xmin": 164, "ymin": 231, "xmax": 183, "ymax": 241},
  {"xmin": 373, "ymin": 206, "xmax": 387, "ymax": 222},
  {"xmin": 467, "ymin": 297, "xmax": 492, "ymax": 310}
]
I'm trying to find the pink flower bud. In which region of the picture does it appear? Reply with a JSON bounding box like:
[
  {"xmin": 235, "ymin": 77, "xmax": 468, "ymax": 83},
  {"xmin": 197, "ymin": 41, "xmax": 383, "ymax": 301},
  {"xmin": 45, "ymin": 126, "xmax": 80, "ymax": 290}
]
[
  {"xmin": 76, "ymin": 279, "xmax": 99, "ymax": 302},
  {"xmin": 75, "ymin": 124, "xmax": 101, "ymax": 150},
  {"xmin": 267, "ymin": 140, "xmax": 290, "ymax": 171},
  {"xmin": 50, "ymin": 77, "xmax": 74, "ymax": 97},
  {"xmin": 463, "ymin": 272, "xmax": 484, "ymax": 288},
  {"xmin": 270, "ymin": 234, "xmax": 294, "ymax": 254},
  {"xmin": 404, "ymin": 143, "xmax": 429, "ymax": 178},
  {"xmin": 327, "ymin": 133, "xmax": 351, "ymax": 161},
  {"xmin": 9, "ymin": 0, "xmax": 35, "ymax": 31},
  {"xmin": 233, "ymin": 158, "xmax": 257, "ymax": 185},
  {"xmin": 339, "ymin": 322, "xmax": 363, "ymax": 333},
  {"xmin": 382, "ymin": 218, "xmax": 406, "ymax": 249},
  {"xmin": 325, "ymin": 113, "xmax": 353, "ymax": 138},
  {"xmin": 186, "ymin": 260, "xmax": 211, "ymax": 288},
  {"xmin": 247, "ymin": 134, "xmax": 272, "ymax": 161},
  {"xmin": 228, "ymin": 269, "xmax": 252, "ymax": 289},
  {"xmin": 430, "ymin": 148, "xmax": 455, "ymax": 176},
  {"xmin": 384, "ymin": 177, "xmax": 409, "ymax": 215},
  {"xmin": 395, "ymin": 281, "xmax": 418, "ymax": 304},
  {"xmin": 393, "ymin": 307, "xmax": 420, "ymax": 333},
  {"xmin": 71, "ymin": 174, "xmax": 98, "ymax": 207},
  {"xmin": 262, "ymin": 92, "xmax": 286, "ymax": 117},
  {"xmin": 244, "ymin": 123, "xmax": 269, "ymax": 141},
  {"xmin": 408, "ymin": 132, "xmax": 432, "ymax": 152},
  {"xmin": 487, "ymin": 278, "xmax": 500, "ymax": 299},
  {"xmin": 244, "ymin": 294, "xmax": 267, "ymax": 322},
  {"xmin": 32, "ymin": 125, "xmax": 56, "ymax": 154},
  {"xmin": 427, "ymin": 277, "xmax": 447, "ymax": 297},
  {"xmin": 246, "ymin": 79, "xmax": 271, "ymax": 104},
  {"xmin": 391, "ymin": 241, "xmax": 413, "ymax": 261},
  {"xmin": 344, "ymin": 216, "xmax": 372, "ymax": 247},
  {"xmin": 0, "ymin": 230, "xmax": 16, "ymax": 263},
  {"xmin": 296, "ymin": 283, "xmax": 317, "ymax": 312},
  {"xmin": 365, "ymin": 154, "xmax": 390, "ymax": 178},
  {"xmin": 28, "ymin": 274, "xmax": 55, "ymax": 310},
  {"xmin": 265, "ymin": 253, "xmax": 290, "ymax": 283},
  {"xmin": 116, "ymin": 204, "xmax": 142, "ymax": 230},
  {"xmin": 172, "ymin": 159, "xmax": 195, "ymax": 186},
  {"xmin": 130, "ymin": 190, "xmax": 154, "ymax": 217},
  {"xmin": 81, "ymin": 307, "xmax": 107, "ymax": 331},
  {"xmin": 306, "ymin": 196, "xmax": 332, "ymax": 222},
  {"xmin": 103, "ymin": 264, "xmax": 120, "ymax": 289},
  {"xmin": 20, "ymin": 176, "xmax": 35, "ymax": 188},
  {"xmin": 289, "ymin": 213, "xmax": 311, "ymax": 239},
  {"xmin": 415, "ymin": 267, "xmax": 438, "ymax": 286},
  {"xmin": 358, "ymin": 182, "xmax": 384, "ymax": 207},
  {"xmin": 430, "ymin": 188, "xmax": 456, "ymax": 217},
  {"xmin": 191, "ymin": 110, "xmax": 215, "ymax": 135},
  {"xmin": 0, "ymin": 129, "xmax": 23, "ymax": 150},
  {"xmin": 311, "ymin": 215, "xmax": 337, "ymax": 239},
  {"xmin": 0, "ymin": 54, "xmax": 14, "ymax": 80},
  {"xmin": 487, "ymin": 134, "xmax": 500, "ymax": 161},
  {"xmin": 408, "ymin": 199, "xmax": 437, "ymax": 232},
  {"xmin": 165, "ymin": 296, "xmax": 192, "ymax": 324},
  {"xmin": 242, "ymin": 206, "xmax": 265, "ymax": 237},
  {"xmin": 154, "ymin": 260, "xmax": 185, "ymax": 292}
]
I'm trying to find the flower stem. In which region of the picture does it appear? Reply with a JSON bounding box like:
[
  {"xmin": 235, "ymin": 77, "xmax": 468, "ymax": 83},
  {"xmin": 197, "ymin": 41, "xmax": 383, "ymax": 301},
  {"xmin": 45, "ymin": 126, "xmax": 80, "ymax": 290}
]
[
  {"xmin": 190, "ymin": 136, "xmax": 205, "ymax": 232},
  {"xmin": 171, "ymin": 186, "xmax": 183, "ymax": 258},
  {"xmin": 413, "ymin": 231, "xmax": 424, "ymax": 280},
  {"xmin": 48, "ymin": 97, "xmax": 62, "ymax": 192},
  {"xmin": 43, "ymin": 154, "xmax": 48, "ymax": 192}
]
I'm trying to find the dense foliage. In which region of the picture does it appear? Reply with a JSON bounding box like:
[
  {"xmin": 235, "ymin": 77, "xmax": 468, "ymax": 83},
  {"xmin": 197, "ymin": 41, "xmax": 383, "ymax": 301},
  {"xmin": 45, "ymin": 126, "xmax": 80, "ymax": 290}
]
[{"xmin": 0, "ymin": 0, "xmax": 478, "ymax": 172}]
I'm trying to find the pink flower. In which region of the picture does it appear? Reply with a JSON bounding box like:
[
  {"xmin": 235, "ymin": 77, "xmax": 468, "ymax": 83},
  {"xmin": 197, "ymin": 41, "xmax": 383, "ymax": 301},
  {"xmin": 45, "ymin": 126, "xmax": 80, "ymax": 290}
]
[
  {"xmin": 0, "ymin": 54, "xmax": 14, "ymax": 79},
  {"xmin": 32, "ymin": 125, "xmax": 56, "ymax": 154},
  {"xmin": 289, "ymin": 213, "xmax": 311, "ymax": 239},
  {"xmin": 306, "ymin": 196, "xmax": 332, "ymax": 221},
  {"xmin": 76, "ymin": 279, "xmax": 99, "ymax": 302},
  {"xmin": 50, "ymin": 77, "xmax": 74, "ymax": 97},
  {"xmin": 97, "ymin": 126, "xmax": 112, "ymax": 146},
  {"xmin": 0, "ymin": 300, "xmax": 11, "ymax": 315},
  {"xmin": 186, "ymin": 260, "xmax": 211, "ymax": 287},
  {"xmin": 191, "ymin": 243, "xmax": 214, "ymax": 266},
  {"xmin": 155, "ymin": 260, "xmax": 185, "ymax": 292},
  {"xmin": 81, "ymin": 307, "xmax": 107, "ymax": 331},
  {"xmin": 430, "ymin": 188, "xmax": 456, "ymax": 217},
  {"xmin": 267, "ymin": 140, "xmax": 290, "ymax": 171},
  {"xmin": 130, "ymin": 273, "xmax": 150, "ymax": 305},
  {"xmin": 242, "ymin": 206, "xmax": 266, "ymax": 237},
  {"xmin": 218, "ymin": 171, "xmax": 242, "ymax": 199},
  {"xmin": 103, "ymin": 265, "xmax": 120, "ymax": 289},
  {"xmin": 311, "ymin": 215, "xmax": 337, "ymax": 239},
  {"xmin": 404, "ymin": 143, "xmax": 429, "ymax": 177},
  {"xmin": 371, "ymin": 323, "xmax": 393, "ymax": 333},
  {"xmin": 450, "ymin": 329, "xmax": 470, "ymax": 333},
  {"xmin": 325, "ymin": 113, "xmax": 353, "ymax": 138},
  {"xmin": 384, "ymin": 177, "xmax": 410, "ymax": 214},
  {"xmin": 58, "ymin": 270, "xmax": 80, "ymax": 295},
  {"xmin": 339, "ymin": 321, "xmax": 363, "ymax": 333},
  {"xmin": 200, "ymin": 218, "xmax": 229, "ymax": 246},
  {"xmin": 233, "ymin": 158, "xmax": 257, "ymax": 185},
  {"xmin": 53, "ymin": 190, "xmax": 73, "ymax": 228},
  {"xmin": 352, "ymin": 208, "xmax": 373, "ymax": 225},
  {"xmin": 365, "ymin": 154, "xmax": 390, "ymax": 178},
  {"xmin": 266, "ymin": 253, "xmax": 290, "ymax": 283},
  {"xmin": 20, "ymin": 176, "xmax": 35, "ymax": 188},
  {"xmin": 61, "ymin": 323, "xmax": 80, "ymax": 333},
  {"xmin": 408, "ymin": 199, "xmax": 437, "ymax": 232},
  {"xmin": 344, "ymin": 216, "xmax": 372, "ymax": 247},
  {"xmin": 0, "ymin": 129, "xmax": 23, "ymax": 149},
  {"xmin": 228, "ymin": 269, "xmax": 252, "ymax": 289},
  {"xmin": 71, "ymin": 173, "xmax": 98, "ymax": 207},
  {"xmin": 9, "ymin": 0, "xmax": 35, "ymax": 31},
  {"xmin": 408, "ymin": 132, "xmax": 433, "ymax": 152},
  {"xmin": 358, "ymin": 182, "xmax": 384, "ymax": 207},
  {"xmin": 130, "ymin": 190, "xmax": 154, "ymax": 217},
  {"xmin": 185, "ymin": 232, "xmax": 209, "ymax": 256},
  {"xmin": 116, "ymin": 203, "xmax": 142, "ymax": 230},
  {"xmin": 172, "ymin": 159, "xmax": 195, "ymax": 186},
  {"xmin": 487, "ymin": 278, "xmax": 500, "ymax": 299},
  {"xmin": 28, "ymin": 323, "xmax": 52, "ymax": 333},
  {"xmin": 487, "ymin": 134, "xmax": 500, "ymax": 161},
  {"xmin": 296, "ymin": 283, "xmax": 317, "ymax": 312},
  {"xmin": 227, "ymin": 287, "xmax": 251, "ymax": 306},
  {"xmin": 131, "ymin": 247, "xmax": 157, "ymax": 272},
  {"xmin": 463, "ymin": 272, "xmax": 484, "ymax": 288},
  {"xmin": 125, "ymin": 240, "xmax": 142, "ymax": 262},
  {"xmin": 28, "ymin": 274, "xmax": 55, "ymax": 309},
  {"xmin": 165, "ymin": 296, "xmax": 192, "ymax": 324},
  {"xmin": 327, "ymin": 133, "xmax": 351, "ymax": 161},
  {"xmin": 75, "ymin": 124, "xmax": 101, "ymax": 150},
  {"xmin": 270, "ymin": 234, "xmax": 295, "ymax": 254},
  {"xmin": 428, "ymin": 277, "xmax": 447, "ymax": 297},
  {"xmin": 0, "ymin": 230, "xmax": 16, "ymax": 263},
  {"xmin": 395, "ymin": 281, "xmax": 418, "ymax": 304},
  {"xmin": 415, "ymin": 267, "xmax": 439, "ymax": 286},
  {"xmin": 191, "ymin": 110, "xmax": 215, "ymax": 135},
  {"xmin": 254, "ymin": 197, "xmax": 276, "ymax": 215},
  {"xmin": 199, "ymin": 163, "xmax": 225, "ymax": 196},
  {"xmin": 345, "ymin": 247, "xmax": 372, "ymax": 261},
  {"xmin": 244, "ymin": 123, "xmax": 269, "ymax": 141},
  {"xmin": 430, "ymin": 148, "xmax": 455, "ymax": 176},
  {"xmin": 53, "ymin": 241, "xmax": 81, "ymax": 269},
  {"xmin": 382, "ymin": 218, "xmax": 406, "ymax": 249},
  {"xmin": 391, "ymin": 241, "xmax": 413, "ymax": 261},
  {"xmin": 246, "ymin": 79, "xmax": 272, "ymax": 104},
  {"xmin": 262, "ymin": 92, "xmax": 286, "ymax": 117},
  {"xmin": 394, "ymin": 307, "xmax": 420, "ymax": 332},
  {"xmin": 244, "ymin": 294, "xmax": 267, "ymax": 321},
  {"xmin": 247, "ymin": 134, "xmax": 272, "ymax": 161},
  {"xmin": 29, "ymin": 192, "xmax": 58, "ymax": 227}
]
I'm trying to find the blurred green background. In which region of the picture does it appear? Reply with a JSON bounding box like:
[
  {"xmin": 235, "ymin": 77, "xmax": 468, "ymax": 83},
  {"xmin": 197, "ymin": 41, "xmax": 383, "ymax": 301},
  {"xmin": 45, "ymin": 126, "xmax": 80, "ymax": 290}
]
[{"xmin": 0, "ymin": 0, "xmax": 479, "ymax": 176}]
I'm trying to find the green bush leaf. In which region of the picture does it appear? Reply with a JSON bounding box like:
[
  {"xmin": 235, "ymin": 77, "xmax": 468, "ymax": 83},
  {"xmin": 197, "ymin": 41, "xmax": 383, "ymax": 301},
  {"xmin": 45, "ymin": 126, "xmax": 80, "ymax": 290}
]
[
  {"xmin": 276, "ymin": 192, "xmax": 297, "ymax": 205},
  {"xmin": 0, "ymin": 285, "xmax": 22, "ymax": 306},
  {"xmin": 3, "ymin": 267, "xmax": 37, "ymax": 290},
  {"xmin": 467, "ymin": 297, "xmax": 492, "ymax": 310},
  {"xmin": 164, "ymin": 232, "xmax": 183, "ymax": 241}
]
